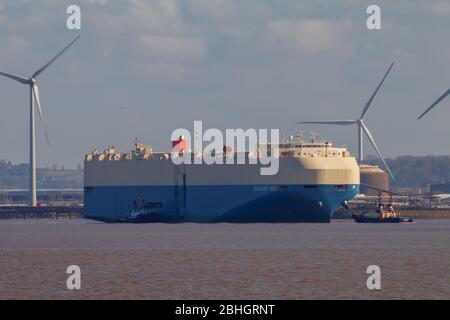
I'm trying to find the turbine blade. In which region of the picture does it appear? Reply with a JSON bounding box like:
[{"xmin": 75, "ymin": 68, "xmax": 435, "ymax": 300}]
[
  {"xmin": 33, "ymin": 35, "xmax": 81, "ymax": 78},
  {"xmin": 360, "ymin": 61, "xmax": 395, "ymax": 119},
  {"xmin": 360, "ymin": 122, "xmax": 395, "ymax": 180},
  {"xmin": 0, "ymin": 71, "xmax": 29, "ymax": 84},
  {"xmin": 418, "ymin": 88, "xmax": 450, "ymax": 120},
  {"xmin": 295, "ymin": 120, "xmax": 356, "ymax": 125},
  {"xmin": 32, "ymin": 84, "xmax": 50, "ymax": 145}
]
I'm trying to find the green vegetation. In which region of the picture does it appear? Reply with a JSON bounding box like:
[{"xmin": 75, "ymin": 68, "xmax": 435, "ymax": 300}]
[
  {"xmin": 365, "ymin": 155, "xmax": 450, "ymax": 187},
  {"xmin": 0, "ymin": 160, "xmax": 82, "ymax": 189},
  {"xmin": 2, "ymin": 155, "xmax": 450, "ymax": 189}
]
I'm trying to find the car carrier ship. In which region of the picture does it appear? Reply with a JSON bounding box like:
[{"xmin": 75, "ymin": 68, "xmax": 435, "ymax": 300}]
[{"xmin": 84, "ymin": 133, "xmax": 360, "ymax": 223}]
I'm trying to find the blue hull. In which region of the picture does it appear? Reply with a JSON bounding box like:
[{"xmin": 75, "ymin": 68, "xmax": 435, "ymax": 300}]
[{"xmin": 84, "ymin": 184, "xmax": 359, "ymax": 223}]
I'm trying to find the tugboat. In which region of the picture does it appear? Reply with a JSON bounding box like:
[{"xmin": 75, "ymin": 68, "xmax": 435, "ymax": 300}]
[
  {"xmin": 352, "ymin": 203, "xmax": 413, "ymax": 223},
  {"xmin": 352, "ymin": 184, "xmax": 413, "ymax": 223}
]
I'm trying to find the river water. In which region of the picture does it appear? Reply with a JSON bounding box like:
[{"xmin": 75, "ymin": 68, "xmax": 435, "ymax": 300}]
[{"xmin": 0, "ymin": 219, "xmax": 449, "ymax": 299}]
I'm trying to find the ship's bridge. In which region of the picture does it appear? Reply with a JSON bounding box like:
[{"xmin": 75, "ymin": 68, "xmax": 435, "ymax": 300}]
[{"xmin": 277, "ymin": 133, "xmax": 351, "ymax": 159}]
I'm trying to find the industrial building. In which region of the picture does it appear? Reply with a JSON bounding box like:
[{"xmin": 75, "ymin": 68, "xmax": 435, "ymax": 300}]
[
  {"xmin": 430, "ymin": 183, "xmax": 450, "ymax": 195},
  {"xmin": 359, "ymin": 164, "xmax": 389, "ymax": 195}
]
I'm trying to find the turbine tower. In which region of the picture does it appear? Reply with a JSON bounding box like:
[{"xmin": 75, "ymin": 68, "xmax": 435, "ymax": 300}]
[
  {"xmin": 417, "ymin": 88, "xmax": 450, "ymax": 120},
  {"xmin": 0, "ymin": 35, "xmax": 80, "ymax": 207},
  {"xmin": 296, "ymin": 62, "xmax": 395, "ymax": 180}
]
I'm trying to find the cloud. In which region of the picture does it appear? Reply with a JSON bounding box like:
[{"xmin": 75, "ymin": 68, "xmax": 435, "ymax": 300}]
[
  {"xmin": 85, "ymin": 0, "xmax": 184, "ymax": 35},
  {"xmin": 430, "ymin": 1, "xmax": 450, "ymax": 16},
  {"xmin": 0, "ymin": 34, "xmax": 30, "ymax": 63},
  {"xmin": 160, "ymin": 0, "xmax": 178, "ymax": 17},
  {"xmin": 1, "ymin": 0, "xmax": 450, "ymax": 167},
  {"xmin": 82, "ymin": 0, "xmax": 110, "ymax": 5},
  {"xmin": 139, "ymin": 34, "xmax": 207, "ymax": 62},
  {"xmin": 268, "ymin": 19, "xmax": 354, "ymax": 57},
  {"xmin": 188, "ymin": 0, "xmax": 237, "ymax": 21}
]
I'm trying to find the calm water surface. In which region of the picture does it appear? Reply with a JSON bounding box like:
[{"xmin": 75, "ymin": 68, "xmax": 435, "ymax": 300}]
[{"xmin": 0, "ymin": 219, "xmax": 449, "ymax": 299}]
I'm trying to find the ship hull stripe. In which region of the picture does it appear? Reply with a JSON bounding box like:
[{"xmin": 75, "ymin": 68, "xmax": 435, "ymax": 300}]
[{"xmin": 84, "ymin": 184, "xmax": 359, "ymax": 223}]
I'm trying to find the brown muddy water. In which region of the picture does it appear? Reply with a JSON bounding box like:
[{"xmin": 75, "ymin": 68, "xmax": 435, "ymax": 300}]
[{"xmin": 0, "ymin": 219, "xmax": 449, "ymax": 299}]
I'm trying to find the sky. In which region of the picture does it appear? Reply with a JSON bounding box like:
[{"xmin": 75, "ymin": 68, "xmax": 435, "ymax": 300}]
[{"xmin": 0, "ymin": 0, "xmax": 450, "ymax": 168}]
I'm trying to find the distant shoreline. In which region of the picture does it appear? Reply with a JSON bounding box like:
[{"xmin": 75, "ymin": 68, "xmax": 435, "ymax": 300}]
[{"xmin": 395, "ymin": 209, "xmax": 450, "ymax": 219}]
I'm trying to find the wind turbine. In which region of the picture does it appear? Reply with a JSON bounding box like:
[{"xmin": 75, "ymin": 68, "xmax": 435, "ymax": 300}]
[
  {"xmin": 417, "ymin": 88, "xmax": 450, "ymax": 120},
  {"xmin": 296, "ymin": 62, "xmax": 395, "ymax": 180},
  {"xmin": 0, "ymin": 35, "xmax": 81, "ymax": 207}
]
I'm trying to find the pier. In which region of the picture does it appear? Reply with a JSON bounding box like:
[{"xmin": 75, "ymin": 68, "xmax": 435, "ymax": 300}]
[{"xmin": 0, "ymin": 206, "xmax": 84, "ymax": 220}]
